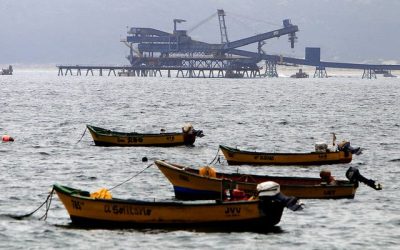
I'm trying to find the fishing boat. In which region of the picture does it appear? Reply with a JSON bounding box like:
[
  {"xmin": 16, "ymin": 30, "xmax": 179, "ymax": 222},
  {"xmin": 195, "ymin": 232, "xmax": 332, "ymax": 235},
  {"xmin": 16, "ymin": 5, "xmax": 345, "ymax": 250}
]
[
  {"xmin": 53, "ymin": 182, "xmax": 301, "ymax": 230},
  {"xmin": 219, "ymin": 141, "xmax": 361, "ymax": 165},
  {"xmin": 0, "ymin": 65, "xmax": 13, "ymax": 75},
  {"xmin": 290, "ymin": 69, "xmax": 308, "ymax": 78},
  {"xmin": 155, "ymin": 160, "xmax": 381, "ymax": 200},
  {"xmin": 86, "ymin": 124, "xmax": 204, "ymax": 147}
]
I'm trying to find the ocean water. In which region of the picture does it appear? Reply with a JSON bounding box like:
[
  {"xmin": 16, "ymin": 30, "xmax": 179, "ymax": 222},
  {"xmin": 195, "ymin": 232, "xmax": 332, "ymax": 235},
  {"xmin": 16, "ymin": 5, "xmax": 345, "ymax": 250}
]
[{"xmin": 0, "ymin": 69, "xmax": 399, "ymax": 249}]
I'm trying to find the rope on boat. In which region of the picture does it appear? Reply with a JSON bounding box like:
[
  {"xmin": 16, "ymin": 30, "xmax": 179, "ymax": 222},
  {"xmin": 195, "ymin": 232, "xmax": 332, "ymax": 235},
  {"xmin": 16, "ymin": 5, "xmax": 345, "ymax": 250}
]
[
  {"xmin": 208, "ymin": 148, "xmax": 221, "ymax": 165},
  {"xmin": 76, "ymin": 127, "xmax": 87, "ymax": 144},
  {"xmin": 39, "ymin": 188, "xmax": 54, "ymax": 221},
  {"xmin": 11, "ymin": 188, "xmax": 55, "ymax": 220},
  {"xmin": 109, "ymin": 163, "xmax": 154, "ymax": 191}
]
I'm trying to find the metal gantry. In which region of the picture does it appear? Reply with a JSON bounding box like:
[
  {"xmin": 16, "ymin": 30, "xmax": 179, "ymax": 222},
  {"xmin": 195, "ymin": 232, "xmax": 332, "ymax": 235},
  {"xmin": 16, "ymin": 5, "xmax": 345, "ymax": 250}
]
[
  {"xmin": 122, "ymin": 9, "xmax": 298, "ymax": 78},
  {"xmin": 57, "ymin": 9, "xmax": 400, "ymax": 79}
]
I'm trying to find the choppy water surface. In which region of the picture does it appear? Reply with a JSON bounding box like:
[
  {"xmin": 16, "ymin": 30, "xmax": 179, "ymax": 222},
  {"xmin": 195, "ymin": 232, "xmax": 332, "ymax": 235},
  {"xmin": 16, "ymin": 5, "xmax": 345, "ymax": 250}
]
[{"xmin": 1, "ymin": 69, "xmax": 399, "ymax": 249}]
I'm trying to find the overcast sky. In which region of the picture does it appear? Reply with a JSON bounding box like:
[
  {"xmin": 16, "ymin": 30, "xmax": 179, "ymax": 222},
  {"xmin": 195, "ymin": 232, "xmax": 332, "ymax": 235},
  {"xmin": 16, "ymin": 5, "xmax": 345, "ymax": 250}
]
[{"xmin": 1, "ymin": 0, "xmax": 399, "ymax": 66}]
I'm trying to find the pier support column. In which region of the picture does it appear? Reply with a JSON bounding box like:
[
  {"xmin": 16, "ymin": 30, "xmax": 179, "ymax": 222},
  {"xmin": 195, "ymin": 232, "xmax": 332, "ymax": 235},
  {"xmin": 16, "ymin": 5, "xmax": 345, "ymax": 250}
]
[
  {"xmin": 362, "ymin": 69, "xmax": 377, "ymax": 79},
  {"xmin": 85, "ymin": 69, "xmax": 94, "ymax": 76},
  {"xmin": 199, "ymin": 70, "xmax": 205, "ymax": 78},
  {"xmin": 314, "ymin": 66, "xmax": 328, "ymax": 78},
  {"xmin": 108, "ymin": 69, "xmax": 116, "ymax": 76},
  {"xmin": 265, "ymin": 60, "xmax": 278, "ymax": 77}
]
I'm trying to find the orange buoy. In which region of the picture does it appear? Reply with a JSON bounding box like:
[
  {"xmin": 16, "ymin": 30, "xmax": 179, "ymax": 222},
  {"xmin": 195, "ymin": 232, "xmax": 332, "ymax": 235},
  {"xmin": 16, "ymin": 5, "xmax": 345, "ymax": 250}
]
[{"xmin": 2, "ymin": 135, "xmax": 14, "ymax": 142}]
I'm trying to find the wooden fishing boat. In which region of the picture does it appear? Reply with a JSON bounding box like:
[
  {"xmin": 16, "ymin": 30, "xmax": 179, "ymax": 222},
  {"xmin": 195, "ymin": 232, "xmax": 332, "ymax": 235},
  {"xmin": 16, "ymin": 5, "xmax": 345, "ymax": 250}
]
[
  {"xmin": 219, "ymin": 143, "xmax": 361, "ymax": 165},
  {"xmin": 53, "ymin": 182, "xmax": 301, "ymax": 229},
  {"xmin": 86, "ymin": 124, "xmax": 204, "ymax": 147},
  {"xmin": 155, "ymin": 160, "xmax": 381, "ymax": 200}
]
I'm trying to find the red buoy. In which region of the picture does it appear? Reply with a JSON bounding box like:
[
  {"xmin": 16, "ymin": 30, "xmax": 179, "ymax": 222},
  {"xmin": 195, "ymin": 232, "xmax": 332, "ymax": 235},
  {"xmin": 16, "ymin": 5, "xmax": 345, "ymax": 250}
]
[{"xmin": 2, "ymin": 135, "xmax": 14, "ymax": 142}]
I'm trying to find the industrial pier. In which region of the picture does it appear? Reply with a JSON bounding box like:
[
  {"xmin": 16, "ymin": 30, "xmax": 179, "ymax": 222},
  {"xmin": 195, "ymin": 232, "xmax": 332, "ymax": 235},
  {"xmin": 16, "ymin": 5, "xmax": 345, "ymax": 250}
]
[{"xmin": 57, "ymin": 9, "xmax": 400, "ymax": 79}]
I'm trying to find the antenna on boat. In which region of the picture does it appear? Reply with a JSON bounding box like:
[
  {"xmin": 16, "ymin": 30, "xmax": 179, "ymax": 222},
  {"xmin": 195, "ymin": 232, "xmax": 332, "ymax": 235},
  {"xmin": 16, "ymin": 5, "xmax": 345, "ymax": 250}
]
[{"xmin": 332, "ymin": 132, "xmax": 336, "ymax": 146}]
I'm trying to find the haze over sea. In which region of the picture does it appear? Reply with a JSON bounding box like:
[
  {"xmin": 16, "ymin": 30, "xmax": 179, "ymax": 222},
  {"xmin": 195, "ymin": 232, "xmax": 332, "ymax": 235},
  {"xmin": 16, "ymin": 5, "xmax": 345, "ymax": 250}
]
[{"xmin": 0, "ymin": 68, "xmax": 399, "ymax": 249}]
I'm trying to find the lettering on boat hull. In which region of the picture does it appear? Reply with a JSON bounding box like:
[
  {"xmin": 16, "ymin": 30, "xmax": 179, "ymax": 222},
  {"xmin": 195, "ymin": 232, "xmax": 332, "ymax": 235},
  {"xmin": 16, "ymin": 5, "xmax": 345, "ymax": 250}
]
[
  {"xmin": 255, "ymin": 155, "xmax": 275, "ymax": 161},
  {"xmin": 127, "ymin": 137, "xmax": 144, "ymax": 143},
  {"xmin": 318, "ymin": 154, "xmax": 327, "ymax": 159},
  {"xmin": 71, "ymin": 199, "xmax": 84, "ymax": 210},
  {"xmin": 166, "ymin": 136, "xmax": 175, "ymax": 141},
  {"xmin": 104, "ymin": 204, "xmax": 152, "ymax": 216},
  {"xmin": 225, "ymin": 207, "xmax": 241, "ymax": 217},
  {"xmin": 323, "ymin": 190, "xmax": 336, "ymax": 196}
]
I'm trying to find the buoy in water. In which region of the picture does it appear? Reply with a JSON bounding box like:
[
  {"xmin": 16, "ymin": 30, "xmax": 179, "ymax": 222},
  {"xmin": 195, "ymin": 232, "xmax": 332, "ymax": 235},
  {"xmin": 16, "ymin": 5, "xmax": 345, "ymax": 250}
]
[
  {"xmin": 2, "ymin": 135, "xmax": 14, "ymax": 142},
  {"xmin": 142, "ymin": 157, "xmax": 148, "ymax": 162}
]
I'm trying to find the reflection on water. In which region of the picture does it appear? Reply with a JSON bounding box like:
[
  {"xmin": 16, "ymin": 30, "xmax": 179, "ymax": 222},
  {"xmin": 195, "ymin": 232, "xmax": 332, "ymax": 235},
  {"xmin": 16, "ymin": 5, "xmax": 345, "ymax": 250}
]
[{"xmin": 55, "ymin": 223, "xmax": 284, "ymax": 235}]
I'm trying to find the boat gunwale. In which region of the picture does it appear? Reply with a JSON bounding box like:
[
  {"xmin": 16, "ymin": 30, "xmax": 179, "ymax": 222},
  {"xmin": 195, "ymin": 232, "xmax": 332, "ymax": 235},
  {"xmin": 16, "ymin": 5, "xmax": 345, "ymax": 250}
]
[
  {"xmin": 173, "ymin": 186, "xmax": 356, "ymax": 200},
  {"xmin": 224, "ymin": 159, "xmax": 352, "ymax": 166},
  {"xmin": 219, "ymin": 144, "xmax": 351, "ymax": 156},
  {"xmin": 154, "ymin": 160, "xmax": 355, "ymax": 188},
  {"xmin": 87, "ymin": 124, "xmax": 185, "ymax": 137},
  {"xmin": 53, "ymin": 184, "xmax": 261, "ymax": 207}
]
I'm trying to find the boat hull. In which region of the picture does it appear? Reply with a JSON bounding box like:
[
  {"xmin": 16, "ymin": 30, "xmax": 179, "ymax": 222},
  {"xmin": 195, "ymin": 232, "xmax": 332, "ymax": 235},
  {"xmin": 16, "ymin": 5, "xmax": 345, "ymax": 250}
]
[
  {"xmin": 155, "ymin": 160, "xmax": 357, "ymax": 199},
  {"xmin": 54, "ymin": 184, "xmax": 284, "ymax": 229},
  {"xmin": 220, "ymin": 145, "xmax": 352, "ymax": 165},
  {"xmin": 87, "ymin": 125, "xmax": 197, "ymax": 147}
]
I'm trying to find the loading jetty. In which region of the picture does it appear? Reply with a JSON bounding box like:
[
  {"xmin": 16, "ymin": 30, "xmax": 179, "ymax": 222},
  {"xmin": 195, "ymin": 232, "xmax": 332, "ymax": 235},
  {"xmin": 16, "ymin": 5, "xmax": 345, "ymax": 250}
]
[
  {"xmin": 57, "ymin": 9, "xmax": 400, "ymax": 79},
  {"xmin": 56, "ymin": 62, "xmax": 263, "ymax": 78}
]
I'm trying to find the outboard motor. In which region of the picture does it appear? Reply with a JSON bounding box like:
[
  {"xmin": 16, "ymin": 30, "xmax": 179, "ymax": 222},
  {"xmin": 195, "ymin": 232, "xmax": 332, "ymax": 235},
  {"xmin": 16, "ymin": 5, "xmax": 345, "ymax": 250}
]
[
  {"xmin": 193, "ymin": 129, "xmax": 204, "ymax": 138},
  {"xmin": 257, "ymin": 181, "xmax": 303, "ymax": 211},
  {"xmin": 182, "ymin": 123, "xmax": 204, "ymax": 145},
  {"xmin": 346, "ymin": 167, "xmax": 382, "ymax": 190},
  {"xmin": 183, "ymin": 123, "xmax": 204, "ymax": 137},
  {"xmin": 338, "ymin": 141, "xmax": 362, "ymax": 155}
]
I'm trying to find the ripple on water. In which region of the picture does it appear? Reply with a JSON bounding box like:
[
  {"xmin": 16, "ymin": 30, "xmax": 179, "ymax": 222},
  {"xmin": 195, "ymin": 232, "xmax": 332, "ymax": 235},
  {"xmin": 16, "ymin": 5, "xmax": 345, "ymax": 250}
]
[{"xmin": 0, "ymin": 72, "xmax": 399, "ymax": 249}]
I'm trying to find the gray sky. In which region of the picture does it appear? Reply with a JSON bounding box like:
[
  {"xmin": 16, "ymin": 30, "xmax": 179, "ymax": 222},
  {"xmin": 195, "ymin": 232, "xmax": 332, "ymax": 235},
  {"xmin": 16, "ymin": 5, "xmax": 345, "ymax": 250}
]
[{"xmin": 1, "ymin": 0, "xmax": 399, "ymax": 65}]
